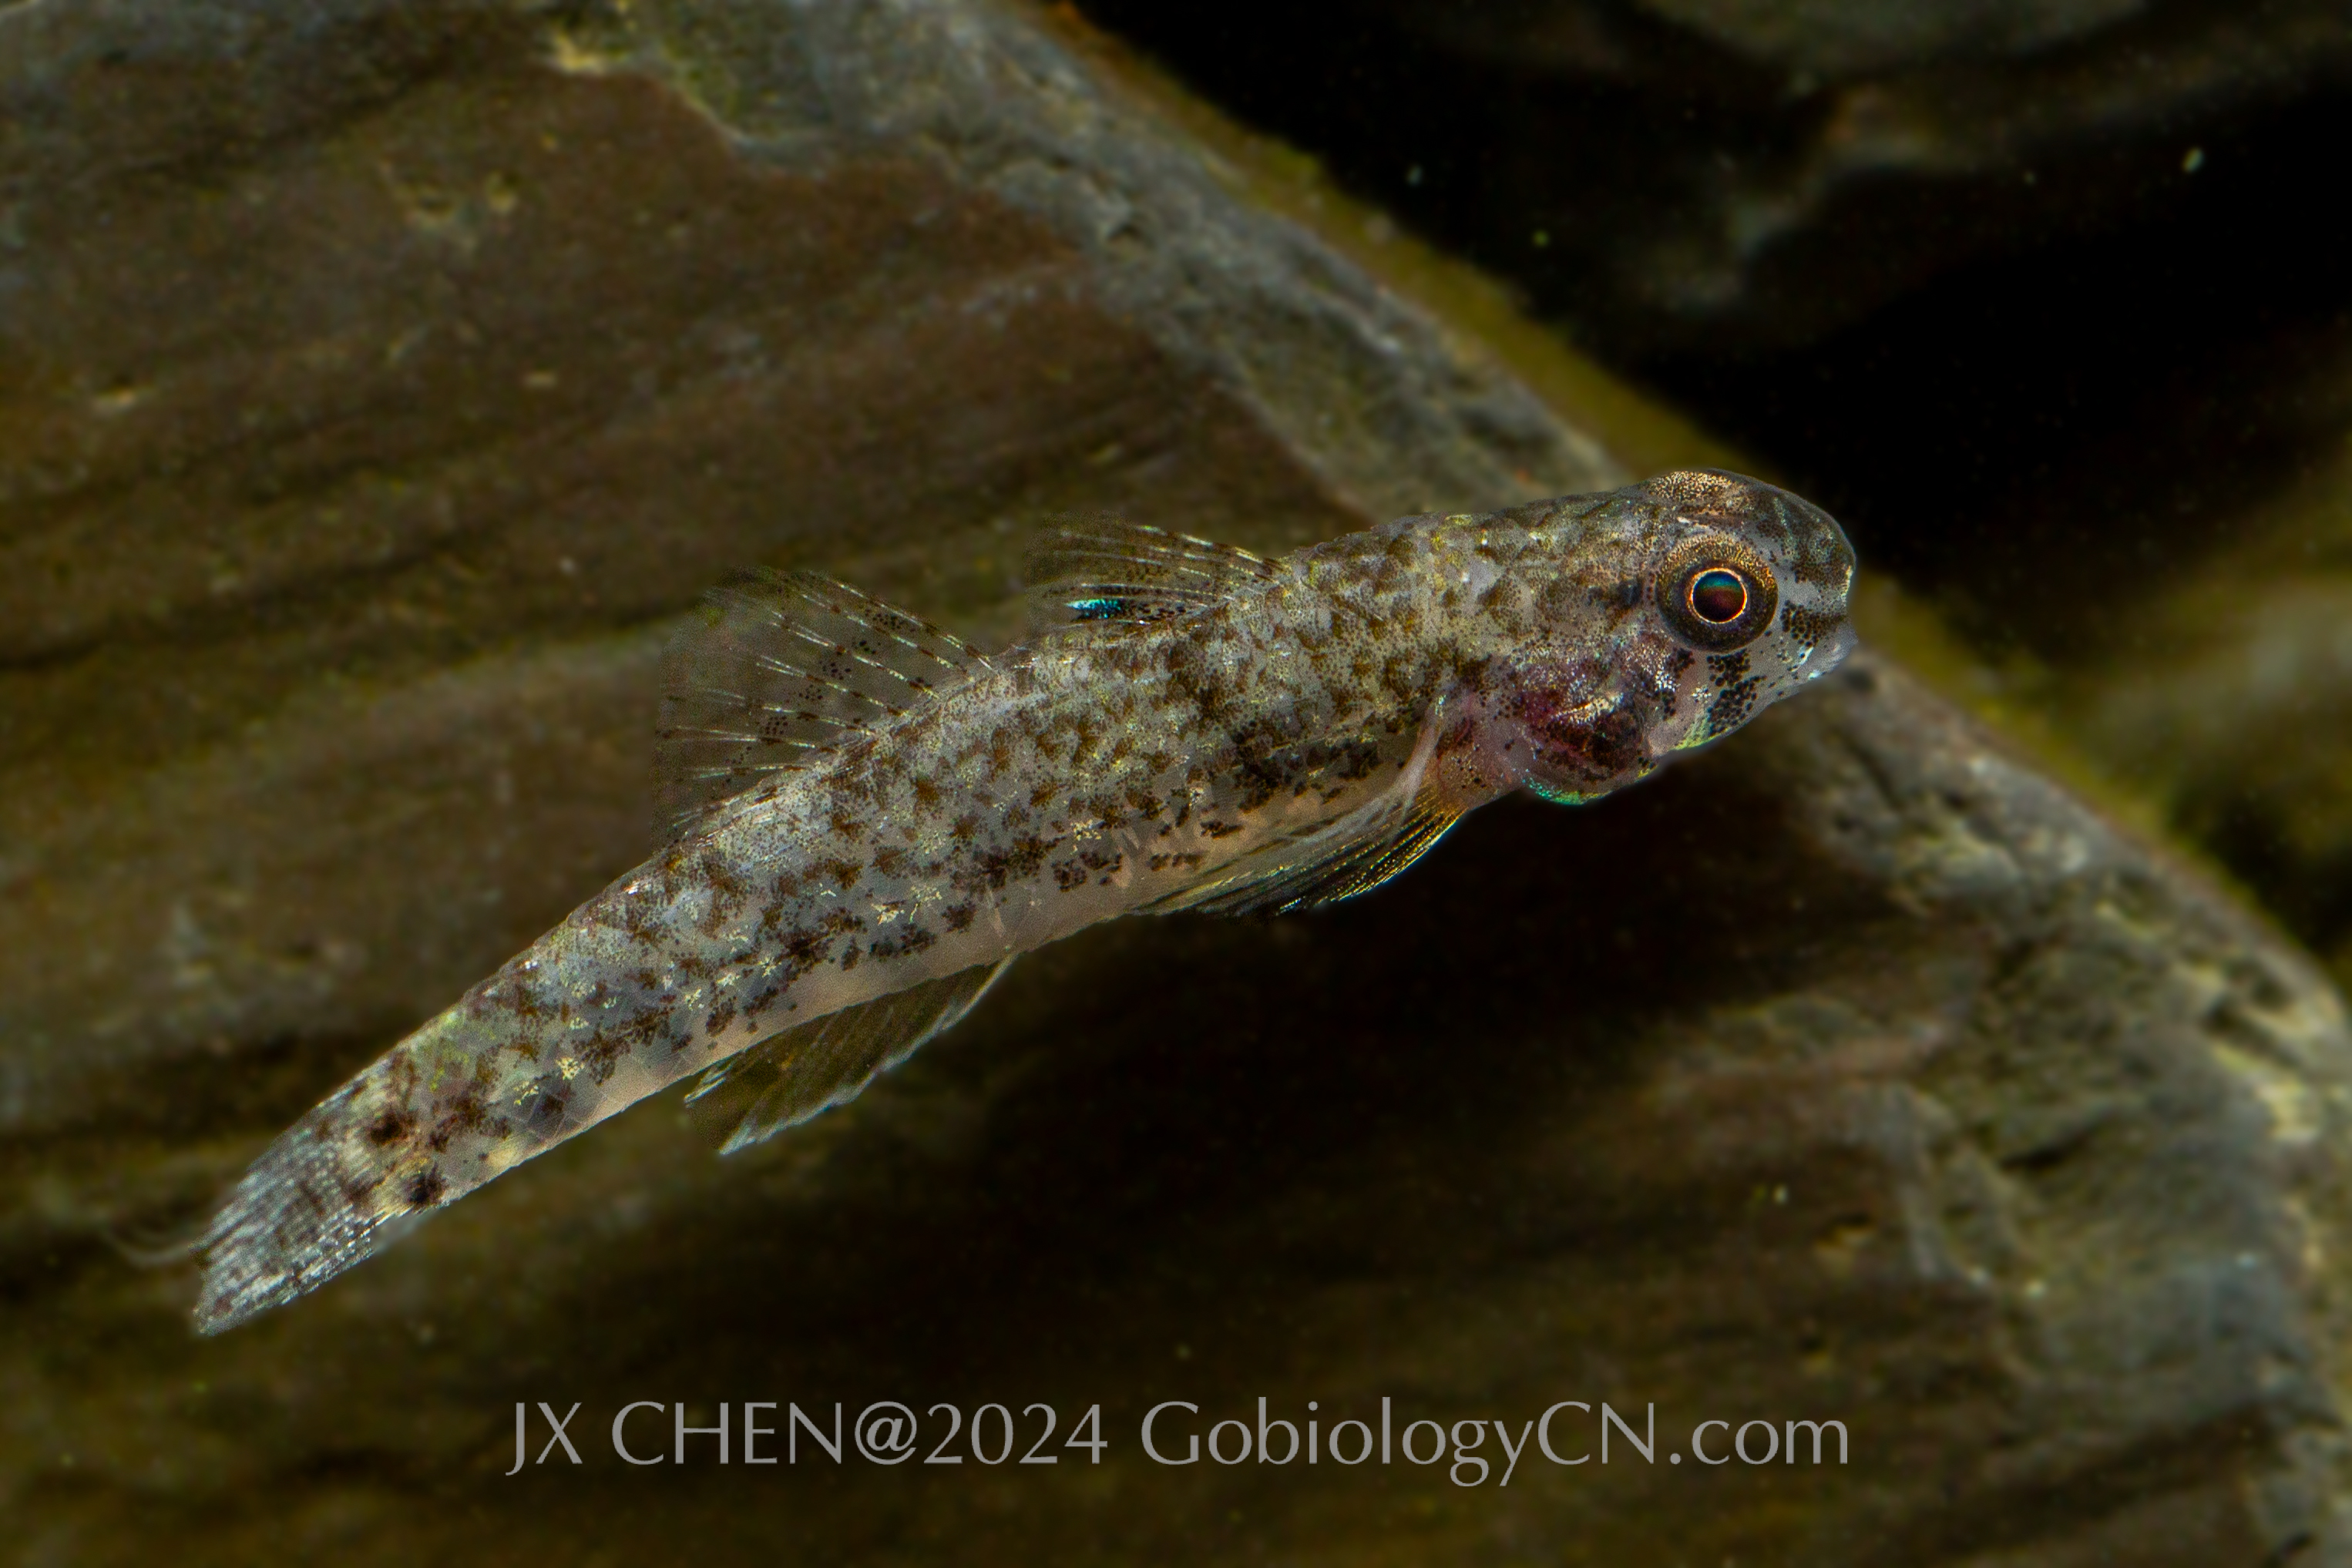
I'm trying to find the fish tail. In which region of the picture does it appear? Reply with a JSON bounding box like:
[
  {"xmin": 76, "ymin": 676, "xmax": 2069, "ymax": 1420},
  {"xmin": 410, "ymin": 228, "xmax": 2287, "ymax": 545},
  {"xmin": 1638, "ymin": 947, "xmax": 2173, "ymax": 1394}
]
[
  {"xmin": 192, "ymin": 1077, "xmax": 407, "ymax": 1333},
  {"xmin": 193, "ymin": 995, "xmax": 559, "ymax": 1335}
]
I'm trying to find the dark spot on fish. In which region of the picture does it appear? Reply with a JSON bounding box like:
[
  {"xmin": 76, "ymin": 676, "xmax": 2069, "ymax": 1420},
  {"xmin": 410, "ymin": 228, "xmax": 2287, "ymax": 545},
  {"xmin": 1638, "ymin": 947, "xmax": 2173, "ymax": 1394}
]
[
  {"xmin": 942, "ymin": 902, "xmax": 977, "ymax": 932},
  {"xmin": 1705, "ymin": 675, "xmax": 1763, "ymax": 735},
  {"xmin": 870, "ymin": 923, "xmax": 937, "ymax": 959},
  {"xmin": 448, "ymin": 1089, "xmax": 494, "ymax": 1135},
  {"xmin": 699, "ymin": 854, "xmax": 748, "ymax": 904},
  {"xmin": 1782, "ymin": 603, "xmax": 1845, "ymax": 650},
  {"xmin": 579, "ymin": 1028, "xmax": 626, "ymax": 1081},
  {"xmin": 404, "ymin": 1167, "xmax": 449, "ymax": 1208},
  {"xmin": 1053, "ymin": 858, "xmax": 1087, "ymax": 891},
  {"xmin": 365, "ymin": 1110, "xmax": 415, "ymax": 1147},
  {"xmin": 966, "ymin": 834, "xmax": 1051, "ymax": 892},
  {"xmin": 620, "ymin": 896, "xmax": 662, "ymax": 948}
]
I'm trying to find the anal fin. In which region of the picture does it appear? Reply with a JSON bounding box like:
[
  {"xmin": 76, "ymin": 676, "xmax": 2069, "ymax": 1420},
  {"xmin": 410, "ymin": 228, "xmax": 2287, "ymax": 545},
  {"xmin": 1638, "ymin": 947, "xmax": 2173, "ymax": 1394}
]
[{"xmin": 685, "ymin": 959, "xmax": 1013, "ymax": 1153}]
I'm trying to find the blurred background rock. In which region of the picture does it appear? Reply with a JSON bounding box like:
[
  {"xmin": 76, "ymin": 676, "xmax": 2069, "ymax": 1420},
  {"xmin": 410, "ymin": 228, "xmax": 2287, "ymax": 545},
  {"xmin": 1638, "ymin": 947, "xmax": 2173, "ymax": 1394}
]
[{"xmin": 6, "ymin": 0, "xmax": 2352, "ymax": 1563}]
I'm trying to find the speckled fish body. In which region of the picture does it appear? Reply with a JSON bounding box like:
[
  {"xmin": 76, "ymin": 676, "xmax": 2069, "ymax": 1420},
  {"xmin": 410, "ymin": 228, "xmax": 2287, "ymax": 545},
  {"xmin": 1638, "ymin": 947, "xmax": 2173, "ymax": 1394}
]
[{"xmin": 193, "ymin": 468, "xmax": 1856, "ymax": 1332}]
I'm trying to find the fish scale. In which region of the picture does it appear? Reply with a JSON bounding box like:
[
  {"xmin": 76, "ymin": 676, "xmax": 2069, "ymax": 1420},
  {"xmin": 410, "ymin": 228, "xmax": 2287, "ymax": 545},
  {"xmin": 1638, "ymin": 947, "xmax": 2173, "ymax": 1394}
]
[{"xmin": 192, "ymin": 468, "xmax": 1856, "ymax": 1333}]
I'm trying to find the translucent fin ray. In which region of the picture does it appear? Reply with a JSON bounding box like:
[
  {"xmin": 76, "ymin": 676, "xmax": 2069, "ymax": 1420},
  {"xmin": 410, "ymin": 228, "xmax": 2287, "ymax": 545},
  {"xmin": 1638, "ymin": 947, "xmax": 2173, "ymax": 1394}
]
[
  {"xmin": 1023, "ymin": 515, "xmax": 1276, "ymax": 630},
  {"xmin": 685, "ymin": 959, "xmax": 1014, "ymax": 1153},
  {"xmin": 657, "ymin": 569, "xmax": 991, "ymax": 843},
  {"xmin": 1149, "ymin": 787, "xmax": 1463, "ymax": 918}
]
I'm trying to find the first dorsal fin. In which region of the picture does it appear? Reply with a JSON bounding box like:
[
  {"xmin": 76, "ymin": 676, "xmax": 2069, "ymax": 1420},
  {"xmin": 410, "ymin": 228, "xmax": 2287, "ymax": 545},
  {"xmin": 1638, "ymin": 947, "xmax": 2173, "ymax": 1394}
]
[
  {"xmin": 684, "ymin": 959, "xmax": 1014, "ymax": 1153},
  {"xmin": 1023, "ymin": 515, "xmax": 1278, "ymax": 631},
  {"xmin": 656, "ymin": 569, "xmax": 991, "ymax": 843}
]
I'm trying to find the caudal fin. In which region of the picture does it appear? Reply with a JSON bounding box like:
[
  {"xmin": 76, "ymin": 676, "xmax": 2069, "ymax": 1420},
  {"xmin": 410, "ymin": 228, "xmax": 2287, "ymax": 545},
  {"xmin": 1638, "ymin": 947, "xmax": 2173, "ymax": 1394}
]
[{"xmin": 192, "ymin": 1081, "xmax": 407, "ymax": 1334}]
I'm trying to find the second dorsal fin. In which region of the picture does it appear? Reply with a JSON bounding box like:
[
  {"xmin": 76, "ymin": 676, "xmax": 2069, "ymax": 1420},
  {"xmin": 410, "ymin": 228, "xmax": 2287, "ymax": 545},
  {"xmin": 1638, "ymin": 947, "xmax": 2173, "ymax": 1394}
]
[
  {"xmin": 656, "ymin": 569, "xmax": 992, "ymax": 843},
  {"xmin": 1023, "ymin": 515, "xmax": 1278, "ymax": 630}
]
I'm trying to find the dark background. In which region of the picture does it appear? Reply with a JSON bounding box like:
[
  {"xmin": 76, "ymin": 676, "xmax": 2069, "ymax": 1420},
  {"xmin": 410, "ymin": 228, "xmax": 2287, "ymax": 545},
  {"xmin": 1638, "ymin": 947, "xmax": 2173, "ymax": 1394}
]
[{"xmin": 1080, "ymin": 0, "xmax": 2352, "ymax": 659}]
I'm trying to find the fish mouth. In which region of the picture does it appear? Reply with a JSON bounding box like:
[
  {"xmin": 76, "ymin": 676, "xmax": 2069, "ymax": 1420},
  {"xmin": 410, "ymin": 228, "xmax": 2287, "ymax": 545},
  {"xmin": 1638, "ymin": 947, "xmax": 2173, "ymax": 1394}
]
[{"xmin": 1801, "ymin": 619, "xmax": 1858, "ymax": 681}]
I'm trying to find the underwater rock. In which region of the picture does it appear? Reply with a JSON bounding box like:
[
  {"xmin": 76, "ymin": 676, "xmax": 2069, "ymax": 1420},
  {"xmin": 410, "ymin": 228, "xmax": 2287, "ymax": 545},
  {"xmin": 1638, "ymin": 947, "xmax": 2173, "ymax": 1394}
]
[
  {"xmin": 3, "ymin": 1, "xmax": 2350, "ymax": 1563},
  {"xmin": 0, "ymin": 0, "xmax": 1615, "ymax": 1149}
]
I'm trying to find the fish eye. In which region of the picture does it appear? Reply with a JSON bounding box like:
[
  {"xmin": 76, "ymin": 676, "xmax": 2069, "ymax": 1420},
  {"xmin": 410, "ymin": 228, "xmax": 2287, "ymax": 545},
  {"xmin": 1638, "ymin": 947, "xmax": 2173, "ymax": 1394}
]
[
  {"xmin": 1688, "ymin": 568, "xmax": 1747, "ymax": 623},
  {"xmin": 1657, "ymin": 536, "xmax": 1777, "ymax": 651}
]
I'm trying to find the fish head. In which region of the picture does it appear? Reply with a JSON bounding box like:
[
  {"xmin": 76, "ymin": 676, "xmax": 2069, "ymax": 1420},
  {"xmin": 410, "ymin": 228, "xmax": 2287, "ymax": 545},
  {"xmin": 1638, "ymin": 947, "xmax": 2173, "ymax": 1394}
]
[
  {"xmin": 1633, "ymin": 467, "xmax": 1858, "ymax": 747},
  {"xmin": 1502, "ymin": 468, "xmax": 1857, "ymax": 804}
]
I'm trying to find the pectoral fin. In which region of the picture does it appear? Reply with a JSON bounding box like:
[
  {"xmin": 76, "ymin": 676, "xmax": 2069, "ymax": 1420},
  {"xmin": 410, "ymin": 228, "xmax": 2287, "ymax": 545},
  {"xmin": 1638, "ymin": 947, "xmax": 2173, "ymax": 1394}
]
[{"xmin": 1147, "ymin": 786, "xmax": 1463, "ymax": 918}]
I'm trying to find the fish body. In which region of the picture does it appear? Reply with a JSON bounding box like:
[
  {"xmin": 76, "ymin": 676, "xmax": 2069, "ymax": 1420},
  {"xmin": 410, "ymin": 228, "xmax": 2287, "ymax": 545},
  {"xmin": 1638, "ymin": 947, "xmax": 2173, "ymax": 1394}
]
[{"xmin": 193, "ymin": 468, "xmax": 1856, "ymax": 1332}]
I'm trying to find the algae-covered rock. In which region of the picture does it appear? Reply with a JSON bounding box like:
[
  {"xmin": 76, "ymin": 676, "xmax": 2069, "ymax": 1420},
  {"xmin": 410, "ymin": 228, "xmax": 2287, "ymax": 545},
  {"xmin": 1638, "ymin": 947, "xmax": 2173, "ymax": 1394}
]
[{"xmin": 5, "ymin": 1, "xmax": 2351, "ymax": 1563}]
